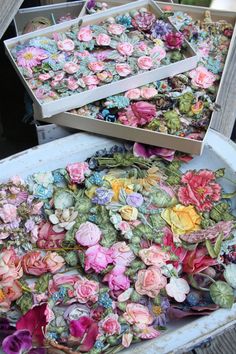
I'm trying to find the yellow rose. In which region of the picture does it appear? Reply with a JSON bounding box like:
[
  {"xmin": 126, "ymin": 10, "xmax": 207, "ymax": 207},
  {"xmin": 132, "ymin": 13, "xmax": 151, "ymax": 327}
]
[
  {"xmin": 120, "ymin": 205, "xmax": 138, "ymax": 221},
  {"xmin": 85, "ymin": 186, "xmax": 97, "ymax": 199},
  {"xmin": 109, "ymin": 179, "xmax": 134, "ymax": 201},
  {"xmin": 161, "ymin": 204, "xmax": 201, "ymax": 242},
  {"xmin": 191, "ymin": 101, "xmax": 204, "ymax": 115}
]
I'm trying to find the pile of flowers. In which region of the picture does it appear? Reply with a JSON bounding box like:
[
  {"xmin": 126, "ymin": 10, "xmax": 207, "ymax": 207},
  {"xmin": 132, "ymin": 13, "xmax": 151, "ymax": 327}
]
[
  {"xmin": 0, "ymin": 143, "xmax": 236, "ymax": 354},
  {"xmin": 11, "ymin": 7, "xmax": 187, "ymax": 103},
  {"xmin": 71, "ymin": 9, "xmax": 233, "ymax": 139}
]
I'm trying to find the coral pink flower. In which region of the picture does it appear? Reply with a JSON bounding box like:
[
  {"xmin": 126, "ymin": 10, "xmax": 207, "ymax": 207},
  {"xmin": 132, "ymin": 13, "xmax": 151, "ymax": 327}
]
[
  {"xmin": 74, "ymin": 278, "xmax": 99, "ymax": 303},
  {"xmin": 76, "ymin": 221, "xmax": 102, "ymax": 246},
  {"xmin": 123, "ymin": 303, "xmax": 153, "ymax": 325},
  {"xmin": 139, "ymin": 245, "xmax": 170, "ymax": 267},
  {"xmin": 118, "ymin": 106, "xmax": 139, "ymax": 127},
  {"xmin": 117, "ymin": 42, "xmax": 134, "ymax": 56},
  {"xmin": 116, "ymin": 63, "xmax": 132, "ymax": 77},
  {"xmin": 125, "ymin": 88, "xmax": 141, "ymax": 100},
  {"xmin": 135, "ymin": 266, "xmax": 167, "ymax": 298},
  {"xmin": 165, "ymin": 32, "xmax": 184, "ymax": 49},
  {"xmin": 44, "ymin": 252, "xmax": 65, "ymax": 273},
  {"xmin": 67, "ymin": 77, "xmax": 79, "ymax": 90},
  {"xmin": 131, "ymin": 101, "xmax": 156, "ymax": 125},
  {"xmin": 189, "ymin": 66, "xmax": 216, "ymax": 89},
  {"xmin": 96, "ymin": 33, "xmax": 111, "ymax": 46},
  {"xmin": 66, "ymin": 162, "xmax": 90, "ymax": 184},
  {"xmin": 17, "ymin": 47, "xmax": 48, "ymax": 68},
  {"xmin": 57, "ymin": 38, "xmax": 75, "ymax": 51},
  {"xmin": 77, "ymin": 26, "xmax": 93, "ymax": 42},
  {"xmin": 3, "ymin": 280, "xmax": 22, "ymax": 303},
  {"xmin": 183, "ymin": 247, "xmax": 218, "ymax": 274},
  {"xmin": 88, "ymin": 61, "xmax": 105, "ymax": 72},
  {"xmin": 101, "ymin": 314, "xmax": 121, "ymax": 335},
  {"xmin": 85, "ymin": 244, "xmax": 113, "ymax": 273},
  {"xmin": 63, "ymin": 62, "xmax": 79, "ymax": 74},
  {"xmin": 137, "ymin": 56, "xmax": 153, "ymax": 70},
  {"xmin": 178, "ymin": 170, "xmax": 221, "ymax": 211},
  {"xmin": 140, "ymin": 87, "xmax": 158, "ymax": 99},
  {"xmin": 37, "ymin": 222, "xmax": 65, "ymax": 249},
  {"xmin": 82, "ymin": 75, "xmax": 100, "ymax": 87},
  {"xmin": 0, "ymin": 248, "xmax": 23, "ymax": 286},
  {"xmin": 49, "ymin": 274, "xmax": 82, "ymax": 294},
  {"xmin": 103, "ymin": 265, "xmax": 130, "ymax": 292},
  {"xmin": 38, "ymin": 73, "xmax": 51, "ymax": 81},
  {"xmin": 22, "ymin": 251, "xmax": 47, "ymax": 276},
  {"xmin": 108, "ymin": 24, "xmax": 125, "ymax": 35},
  {"xmin": 0, "ymin": 204, "xmax": 17, "ymax": 223},
  {"xmin": 110, "ymin": 242, "xmax": 135, "ymax": 266}
]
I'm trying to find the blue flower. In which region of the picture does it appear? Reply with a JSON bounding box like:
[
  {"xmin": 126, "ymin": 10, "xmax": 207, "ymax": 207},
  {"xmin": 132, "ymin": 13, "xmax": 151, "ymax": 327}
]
[
  {"xmin": 92, "ymin": 188, "xmax": 114, "ymax": 205},
  {"xmin": 116, "ymin": 15, "xmax": 132, "ymax": 28},
  {"xmin": 94, "ymin": 340, "xmax": 105, "ymax": 349},
  {"xmin": 88, "ymin": 172, "xmax": 103, "ymax": 186},
  {"xmin": 151, "ymin": 20, "xmax": 172, "ymax": 39},
  {"xmin": 33, "ymin": 184, "xmax": 53, "ymax": 199},
  {"xmin": 206, "ymin": 57, "xmax": 223, "ymax": 74},
  {"xmin": 98, "ymin": 293, "xmax": 113, "ymax": 308}
]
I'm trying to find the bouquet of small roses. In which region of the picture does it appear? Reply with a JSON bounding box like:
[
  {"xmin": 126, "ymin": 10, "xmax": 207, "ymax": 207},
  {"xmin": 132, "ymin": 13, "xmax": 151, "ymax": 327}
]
[{"xmin": 0, "ymin": 143, "xmax": 235, "ymax": 354}]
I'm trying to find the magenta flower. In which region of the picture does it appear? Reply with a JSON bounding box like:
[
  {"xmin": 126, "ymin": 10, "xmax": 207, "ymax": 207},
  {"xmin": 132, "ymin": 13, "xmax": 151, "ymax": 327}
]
[
  {"xmin": 17, "ymin": 47, "xmax": 48, "ymax": 68},
  {"xmin": 133, "ymin": 142, "xmax": 175, "ymax": 161},
  {"xmin": 165, "ymin": 32, "xmax": 184, "ymax": 50},
  {"xmin": 70, "ymin": 316, "xmax": 98, "ymax": 352},
  {"xmin": 2, "ymin": 329, "xmax": 46, "ymax": 354}
]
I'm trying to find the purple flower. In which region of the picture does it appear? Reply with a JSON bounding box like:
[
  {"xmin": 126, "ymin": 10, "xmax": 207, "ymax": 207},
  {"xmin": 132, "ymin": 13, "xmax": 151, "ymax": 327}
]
[
  {"xmin": 92, "ymin": 188, "xmax": 114, "ymax": 205},
  {"xmin": 151, "ymin": 20, "xmax": 172, "ymax": 39},
  {"xmin": 126, "ymin": 192, "xmax": 144, "ymax": 207},
  {"xmin": 2, "ymin": 330, "xmax": 32, "ymax": 354},
  {"xmin": 0, "ymin": 318, "xmax": 15, "ymax": 345},
  {"xmin": 25, "ymin": 219, "xmax": 36, "ymax": 233},
  {"xmin": 86, "ymin": 0, "xmax": 96, "ymax": 10},
  {"xmin": 133, "ymin": 142, "xmax": 175, "ymax": 161},
  {"xmin": 149, "ymin": 298, "xmax": 170, "ymax": 327}
]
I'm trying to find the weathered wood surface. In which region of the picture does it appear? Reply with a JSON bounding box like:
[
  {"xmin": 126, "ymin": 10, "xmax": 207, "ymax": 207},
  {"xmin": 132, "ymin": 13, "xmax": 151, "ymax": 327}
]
[{"xmin": 0, "ymin": 0, "xmax": 24, "ymax": 39}]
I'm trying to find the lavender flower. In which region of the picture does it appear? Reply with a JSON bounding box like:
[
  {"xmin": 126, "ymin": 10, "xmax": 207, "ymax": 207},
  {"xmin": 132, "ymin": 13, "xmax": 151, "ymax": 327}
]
[
  {"xmin": 126, "ymin": 192, "xmax": 144, "ymax": 207},
  {"xmin": 92, "ymin": 187, "xmax": 114, "ymax": 205},
  {"xmin": 151, "ymin": 20, "xmax": 172, "ymax": 39},
  {"xmin": 86, "ymin": 0, "xmax": 96, "ymax": 10}
]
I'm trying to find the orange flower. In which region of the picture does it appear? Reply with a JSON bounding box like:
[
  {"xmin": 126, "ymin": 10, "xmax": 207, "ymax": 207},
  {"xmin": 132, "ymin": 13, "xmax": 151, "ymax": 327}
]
[{"xmin": 109, "ymin": 179, "xmax": 133, "ymax": 201}]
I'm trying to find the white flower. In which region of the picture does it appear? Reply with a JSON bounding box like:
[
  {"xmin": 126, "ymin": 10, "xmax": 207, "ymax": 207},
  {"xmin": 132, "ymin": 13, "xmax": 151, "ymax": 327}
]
[{"xmin": 166, "ymin": 277, "xmax": 190, "ymax": 302}]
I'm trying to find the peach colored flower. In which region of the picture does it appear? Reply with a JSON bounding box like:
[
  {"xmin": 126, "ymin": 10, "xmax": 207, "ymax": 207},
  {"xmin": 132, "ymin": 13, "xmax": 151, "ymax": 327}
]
[
  {"xmin": 82, "ymin": 75, "xmax": 100, "ymax": 87},
  {"xmin": 96, "ymin": 33, "xmax": 111, "ymax": 46},
  {"xmin": 0, "ymin": 204, "xmax": 17, "ymax": 223},
  {"xmin": 137, "ymin": 56, "xmax": 153, "ymax": 70},
  {"xmin": 63, "ymin": 62, "xmax": 79, "ymax": 74},
  {"xmin": 77, "ymin": 26, "xmax": 93, "ymax": 42},
  {"xmin": 76, "ymin": 221, "xmax": 102, "ymax": 247},
  {"xmin": 140, "ymin": 87, "xmax": 158, "ymax": 99},
  {"xmin": 0, "ymin": 248, "xmax": 23, "ymax": 286},
  {"xmin": 49, "ymin": 274, "xmax": 82, "ymax": 294},
  {"xmin": 125, "ymin": 88, "xmax": 141, "ymax": 100},
  {"xmin": 101, "ymin": 314, "xmax": 121, "ymax": 335},
  {"xmin": 3, "ymin": 280, "xmax": 22, "ymax": 303},
  {"xmin": 123, "ymin": 303, "xmax": 153, "ymax": 325},
  {"xmin": 139, "ymin": 245, "xmax": 170, "ymax": 267},
  {"xmin": 116, "ymin": 63, "xmax": 132, "ymax": 77},
  {"xmin": 117, "ymin": 42, "xmax": 134, "ymax": 56},
  {"xmin": 108, "ymin": 24, "xmax": 125, "ymax": 35},
  {"xmin": 44, "ymin": 252, "xmax": 65, "ymax": 273},
  {"xmin": 22, "ymin": 251, "xmax": 47, "ymax": 276},
  {"xmin": 189, "ymin": 66, "xmax": 216, "ymax": 89},
  {"xmin": 135, "ymin": 266, "xmax": 167, "ymax": 298},
  {"xmin": 57, "ymin": 38, "xmax": 75, "ymax": 51},
  {"xmin": 74, "ymin": 278, "xmax": 99, "ymax": 303},
  {"xmin": 122, "ymin": 333, "xmax": 133, "ymax": 348},
  {"xmin": 88, "ymin": 61, "xmax": 105, "ymax": 72}
]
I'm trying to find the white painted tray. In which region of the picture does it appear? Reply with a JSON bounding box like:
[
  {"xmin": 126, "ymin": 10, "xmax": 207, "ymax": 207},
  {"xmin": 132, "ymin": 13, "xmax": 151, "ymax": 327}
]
[{"xmin": 0, "ymin": 129, "xmax": 235, "ymax": 353}]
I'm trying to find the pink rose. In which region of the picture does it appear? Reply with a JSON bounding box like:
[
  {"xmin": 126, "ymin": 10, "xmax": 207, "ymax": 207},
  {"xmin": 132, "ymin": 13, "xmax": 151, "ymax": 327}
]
[
  {"xmin": 118, "ymin": 221, "xmax": 131, "ymax": 235},
  {"xmin": 74, "ymin": 278, "xmax": 99, "ymax": 303},
  {"xmin": 77, "ymin": 26, "xmax": 93, "ymax": 42},
  {"xmin": 82, "ymin": 75, "xmax": 100, "ymax": 87},
  {"xmin": 49, "ymin": 274, "xmax": 81, "ymax": 294},
  {"xmin": 131, "ymin": 101, "xmax": 156, "ymax": 124},
  {"xmin": 140, "ymin": 87, "xmax": 158, "ymax": 99},
  {"xmin": 76, "ymin": 221, "xmax": 102, "ymax": 246},
  {"xmin": 76, "ymin": 50, "xmax": 90, "ymax": 58},
  {"xmin": 63, "ymin": 62, "xmax": 79, "ymax": 74},
  {"xmin": 103, "ymin": 265, "xmax": 130, "ymax": 292},
  {"xmin": 44, "ymin": 252, "xmax": 65, "ymax": 273},
  {"xmin": 165, "ymin": 32, "xmax": 184, "ymax": 50},
  {"xmin": 108, "ymin": 24, "xmax": 125, "ymax": 35},
  {"xmin": 96, "ymin": 34, "xmax": 111, "ymax": 46},
  {"xmin": 0, "ymin": 248, "xmax": 22, "ymax": 287},
  {"xmin": 3, "ymin": 280, "xmax": 22, "ymax": 302},
  {"xmin": 66, "ymin": 162, "xmax": 90, "ymax": 184},
  {"xmin": 139, "ymin": 245, "xmax": 170, "ymax": 267},
  {"xmin": 123, "ymin": 303, "xmax": 153, "ymax": 325},
  {"xmin": 101, "ymin": 314, "xmax": 121, "ymax": 335},
  {"xmin": 22, "ymin": 251, "xmax": 47, "ymax": 276},
  {"xmin": 57, "ymin": 38, "xmax": 75, "ymax": 51},
  {"xmin": 118, "ymin": 106, "xmax": 139, "ymax": 127},
  {"xmin": 116, "ymin": 63, "xmax": 132, "ymax": 77},
  {"xmin": 189, "ymin": 66, "xmax": 216, "ymax": 89},
  {"xmin": 135, "ymin": 266, "xmax": 167, "ymax": 298},
  {"xmin": 138, "ymin": 56, "xmax": 153, "ymax": 70},
  {"xmin": 38, "ymin": 73, "xmax": 51, "ymax": 81},
  {"xmin": 0, "ymin": 204, "xmax": 17, "ymax": 223},
  {"xmin": 67, "ymin": 77, "xmax": 78, "ymax": 90},
  {"xmin": 117, "ymin": 42, "xmax": 134, "ymax": 56},
  {"xmin": 125, "ymin": 88, "xmax": 141, "ymax": 100},
  {"xmin": 111, "ymin": 242, "xmax": 135, "ymax": 266},
  {"xmin": 88, "ymin": 61, "xmax": 105, "ymax": 72},
  {"xmin": 85, "ymin": 244, "xmax": 113, "ymax": 273},
  {"xmin": 150, "ymin": 45, "xmax": 166, "ymax": 60},
  {"xmin": 54, "ymin": 72, "xmax": 65, "ymax": 82}
]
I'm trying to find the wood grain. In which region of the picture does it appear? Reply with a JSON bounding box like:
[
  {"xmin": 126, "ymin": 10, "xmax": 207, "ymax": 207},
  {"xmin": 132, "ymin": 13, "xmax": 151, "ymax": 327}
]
[{"xmin": 0, "ymin": 0, "xmax": 24, "ymax": 39}]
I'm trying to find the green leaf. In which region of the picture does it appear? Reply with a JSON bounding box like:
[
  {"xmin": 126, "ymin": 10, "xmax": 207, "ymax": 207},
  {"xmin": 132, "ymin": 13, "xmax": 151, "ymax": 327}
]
[
  {"xmin": 210, "ymin": 281, "xmax": 234, "ymax": 308},
  {"xmin": 35, "ymin": 273, "xmax": 51, "ymax": 293},
  {"xmin": 214, "ymin": 233, "xmax": 224, "ymax": 257},
  {"xmin": 206, "ymin": 239, "xmax": 217, "ymax": 258},
  {"xmin": 16, "ymin": 293, "xmax": 33, "ymax": 314},
  {"xmin": 224, "ymin": 263, "xmax": 236, "ymax": 289},
  {"xmin": 64, "ymin": 251, "xmax": 79, "ymax": 267}
]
